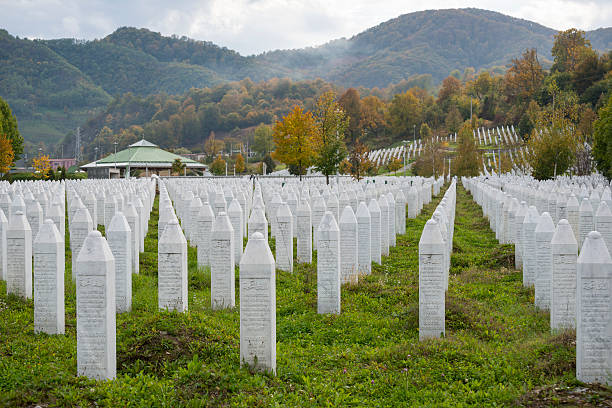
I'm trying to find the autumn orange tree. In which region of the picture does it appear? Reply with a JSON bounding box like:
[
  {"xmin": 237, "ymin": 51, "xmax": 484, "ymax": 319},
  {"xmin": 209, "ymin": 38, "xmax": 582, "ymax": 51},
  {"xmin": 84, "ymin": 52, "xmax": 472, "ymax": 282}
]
[
  {"xmin": 551, "ymin": 29, "xmax": 592, "ymax": 73},
  {"xmin": 0, "ymin": 133, "xmax": 14, "ymax": 174},
  {"xmin": 272, "ymin": 106, "xmax": 316, "ymax": 179},
  {"xmin": 504, "ymin": 48, "xmax": 544, "ymax": 119},
  {"xmin": 234, "ymin": 153, "xmax": 245, "ymax": 173},
  {"xmin": 32, "ymin": 155, "xmax": 51, "ymax": 179}
]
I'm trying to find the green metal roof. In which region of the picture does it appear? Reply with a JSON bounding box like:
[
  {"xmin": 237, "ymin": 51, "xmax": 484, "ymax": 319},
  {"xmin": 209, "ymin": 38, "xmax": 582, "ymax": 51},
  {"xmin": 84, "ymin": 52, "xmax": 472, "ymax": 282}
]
[{"xmin": 94, "ymin": 140, "xmax": 200, "ymax": 165}]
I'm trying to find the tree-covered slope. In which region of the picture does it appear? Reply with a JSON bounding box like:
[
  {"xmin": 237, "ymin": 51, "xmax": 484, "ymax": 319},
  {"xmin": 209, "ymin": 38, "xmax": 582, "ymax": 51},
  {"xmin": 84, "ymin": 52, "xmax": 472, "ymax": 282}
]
[{"xmin": 0, "ymin": 8, "xmax": 610, "ymax": 146}]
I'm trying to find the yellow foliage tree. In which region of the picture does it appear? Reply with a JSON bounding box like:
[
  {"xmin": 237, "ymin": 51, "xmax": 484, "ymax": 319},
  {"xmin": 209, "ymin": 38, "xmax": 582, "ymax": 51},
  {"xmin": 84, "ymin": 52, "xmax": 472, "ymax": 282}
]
[
  {"xmin": 234, "ymin": 153, "xmax": 245, "ymax": 173},
  {"xmin": 0, "ymin": 134, "xmax": 14, "ymax": 174},
  {"xmin": 387, "ymin": 158, "xmax": 403, "ymax": 174},
  {"xmin": 32, "ymin": 155, "xmax": 51, "ymax": 179},
  {"xmin": 210, "ymin": 154, "xmax": 226, "ymax": 176},
  {"xmin": 272, "ymin": 105, "xmax": 316, "ymax": 179}
]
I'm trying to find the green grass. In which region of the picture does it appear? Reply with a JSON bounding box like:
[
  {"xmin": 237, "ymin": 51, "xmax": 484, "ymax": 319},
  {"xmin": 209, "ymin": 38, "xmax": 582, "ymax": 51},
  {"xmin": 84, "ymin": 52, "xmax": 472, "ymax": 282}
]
[{"xmin": 0, "ymin": 185, "xmax": 607, "ymax": 407}]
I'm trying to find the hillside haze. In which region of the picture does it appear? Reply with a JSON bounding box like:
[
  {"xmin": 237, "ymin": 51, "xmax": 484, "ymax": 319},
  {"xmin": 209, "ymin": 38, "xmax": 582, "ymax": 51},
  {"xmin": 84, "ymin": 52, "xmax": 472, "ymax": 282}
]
[{"xmin": 0, "ymin": 8, "xmax": 610, "ymax": 146}]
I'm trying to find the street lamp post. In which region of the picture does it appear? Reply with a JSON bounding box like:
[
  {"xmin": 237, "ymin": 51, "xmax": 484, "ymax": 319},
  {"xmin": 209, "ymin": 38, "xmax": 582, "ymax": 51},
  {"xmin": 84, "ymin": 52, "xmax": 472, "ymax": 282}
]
[{"xmin": 95, "ymin": 147, "xmax": 98, "ymax": 161}]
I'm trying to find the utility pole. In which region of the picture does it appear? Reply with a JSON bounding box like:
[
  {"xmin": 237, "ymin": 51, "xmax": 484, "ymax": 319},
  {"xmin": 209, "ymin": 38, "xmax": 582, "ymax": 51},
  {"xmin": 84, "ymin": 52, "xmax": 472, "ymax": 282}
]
[
  {"xmin": 75, "ymin": 127, "xmax": 82, "ymax": 163},
  {"xmin": 413, "ymin": 124, "xmax": 416, "ymax": 144},
  {"xmin": 470, "ymin": 97, "xmax": 472, "ymax": 121}
]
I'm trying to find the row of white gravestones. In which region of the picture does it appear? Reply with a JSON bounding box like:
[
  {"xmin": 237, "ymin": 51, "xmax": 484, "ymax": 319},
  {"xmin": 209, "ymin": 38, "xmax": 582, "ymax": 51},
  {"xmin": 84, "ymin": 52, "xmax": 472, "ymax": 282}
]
[
  {"xmin": 161, "ymin": 179, "xmax": 278, "ymax": 374},
  {"xmin": 463, "ymin": 175, "xmax": 612, "ymax": 385}
]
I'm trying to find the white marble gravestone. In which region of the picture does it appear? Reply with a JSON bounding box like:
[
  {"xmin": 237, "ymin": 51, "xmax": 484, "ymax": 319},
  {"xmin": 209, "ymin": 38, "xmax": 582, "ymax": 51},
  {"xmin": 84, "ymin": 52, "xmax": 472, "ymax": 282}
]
[
  {"xmin": 275, "ymin": 203, "xmax": 293, "ymax": 272},
  {"xmin": 595, "ymin": 201, "xmax": 612, "ymax": 252},
  {"xmin": 228, "ymin": 199, "xmax": 244, "ymax": 263},
  {"xmin": 158, "ymin": 219, "xmax": 188, "ymax": 312},
  {"xmin": 239, "ymin": 232, "xmax": 276, "ymax": 374},
  {"xmin": 33, "ymin": 219, "xmax": 64, "ymax": 334},
  {"xmin": 196, "ymin": 202, "xmax": 215, "ymax": 267},
  {"xmin": 248, "ymin": 207, "xmax": 268, "ymax": 240},
  {"xmin": 419, "ymin": 219, "xmax": 445, "ymax": 340},
  {"xmin": 379, "ymin": 195, "xmax": 390, "ymax": 257},
  {"xmin": 579, "ymin": 198, "xmax": 594, "ymax": 248},
  {"xmin": 296, "ymin": 199, "xmax": 312, "ymax": 264},
  {"xmin": 407, "ymin": 186, "xmax": 419, "ymax": 219},
  {"xmin": 103, "ymin": 195, "xmax": 117, "ymax": 232},
  {"xmin": 26, "ymin": 198, "xmax": 43, "ymax": 241},
  {"xmin": 107, "ymin": 212, "xmax": 132, "ymax": 313},
  {"xmin": 47, "ymin": 202, "xmax": 65, "ymax": 240},
  {"xmin": 386, "ymin": 192, "xmax": 396, "ymax": 247},
  {"xmin": 356, "ymin": 202, "xmax": 371, "ymax": 275},
  {"xmin": 522, "ymin": 206, "xmax": 540, "ymax": 287},
  {"xmin": 71, "ymin": 207, "xmax": 93, "ymax": 281},
  {"xmin": 0, "ymin": 209, "xmax": 6, "ymax": 281},
  {"xmin": 124, "ymin": 203, "xmax": 140, "ymax": 274},
  {"xmin": 368, "ymin": 199, "xmax": 382, "ymax": 265},
  {"xmin": 566, "ymin": 194, "xmax": 580, "ymax": 241},
  {"xmin": 317, "ymin": 212, "xmax": 341, "ymax": 314},
  {"xmin": 534, "ymin": 212, "xmax": 555, "ymax": 310},
  {"xmin": 395, "ymin": 190, "xmax": 407, "ymax": 235},
  {"xmin": 514, "ymin": 201, "xmax": 528, "ymax": 269},
  {"xmin": 576, "ymin": 231, "xmax": 612, "ymax": 385},
  {"xmin": 76, "ymin": 230, "xmax": 116, "ymax": 380},
  {"xmin": 551, "ymin": 219, "xmax": 578, "ymax": 330},
  {"xmin": 6, "ymin": 211, "xmax": 32, "ymax": 298},
  {"xmin": 211, "ymin": 212, "xmax": 235, "ymax": 309},
  {"xmin": 312, "ymin": 196, "xmax": 326, "ymax": 250},
  {"xmin": 339, "ymin": 206, "xmax": 358, "ymax": 284}
]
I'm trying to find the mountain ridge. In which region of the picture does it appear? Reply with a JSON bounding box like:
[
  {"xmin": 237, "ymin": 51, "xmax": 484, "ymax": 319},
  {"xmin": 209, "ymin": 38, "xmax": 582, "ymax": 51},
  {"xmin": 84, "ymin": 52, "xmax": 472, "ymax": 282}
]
[{"xmin": 0, "ymin": 8, "xmax": 610, "ymax": 146}]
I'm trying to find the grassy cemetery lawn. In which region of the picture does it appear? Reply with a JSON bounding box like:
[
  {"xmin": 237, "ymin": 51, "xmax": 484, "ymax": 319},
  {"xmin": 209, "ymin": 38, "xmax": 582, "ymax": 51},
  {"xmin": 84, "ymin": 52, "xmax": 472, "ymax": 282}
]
[{"xmin": 1, "ymin": 185, "xmax": 610, "ymax": 406}]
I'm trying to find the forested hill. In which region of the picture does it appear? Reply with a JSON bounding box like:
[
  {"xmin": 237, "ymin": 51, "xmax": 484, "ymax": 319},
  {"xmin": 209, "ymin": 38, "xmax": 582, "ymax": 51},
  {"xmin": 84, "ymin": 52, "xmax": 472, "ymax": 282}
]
[{"xmin": 0, "ymin": 8, "xmax": 610, "ymax": 147}]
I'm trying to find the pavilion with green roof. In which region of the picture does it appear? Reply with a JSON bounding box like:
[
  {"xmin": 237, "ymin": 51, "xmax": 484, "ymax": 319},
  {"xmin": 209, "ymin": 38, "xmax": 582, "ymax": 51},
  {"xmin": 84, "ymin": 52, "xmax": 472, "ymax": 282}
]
[{"xmin": 81, "ymin": 139, "xmax": 206, "ymax": 178}]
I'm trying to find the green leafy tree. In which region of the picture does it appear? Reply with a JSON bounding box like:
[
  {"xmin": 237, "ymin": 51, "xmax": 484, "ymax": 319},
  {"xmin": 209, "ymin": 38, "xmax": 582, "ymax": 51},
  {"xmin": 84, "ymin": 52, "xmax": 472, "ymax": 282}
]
[
  {"xmin": 387, "ymin": 91, "xmax": 421, "ymax": 142},
  {"xmin": 527, "ymin": 124, "xmax": 578, "ymax": 180},
  {"xmin": 312, "ymin": 92, "xmax": 349, "ymax": 184},
  {"xmin": 593, "ymin": 95, "xmax": 612, "ymax": 179},
  {"xmin": 454, "ymin": 122, "xmax": 482, "ymax": 176},
  {"xmin": 261, "ymin": 154, "xmax": 275, "ymax": 174},
  {"xmin": 171, "ymin": 158, "xmax": 186, "ymax": 175},
  {"xmin": 445, "ymin": 107, "xmax": 463, "ymax": 133},
  {"xmin": 252, "ymin": 123, "xmax": 274, "ymax": 156},
  {"xmin": 0, "ymin": 97, "xmax": 23, "ymax": 162}
]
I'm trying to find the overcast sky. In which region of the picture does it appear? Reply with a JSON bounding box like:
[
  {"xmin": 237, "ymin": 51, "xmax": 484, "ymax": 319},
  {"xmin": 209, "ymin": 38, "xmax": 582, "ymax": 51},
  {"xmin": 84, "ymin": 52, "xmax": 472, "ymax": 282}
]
[{"xmin": 1, "ymin": 0, "xmax": 610, "ymax": 55}]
